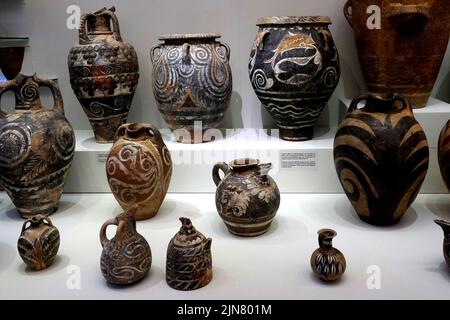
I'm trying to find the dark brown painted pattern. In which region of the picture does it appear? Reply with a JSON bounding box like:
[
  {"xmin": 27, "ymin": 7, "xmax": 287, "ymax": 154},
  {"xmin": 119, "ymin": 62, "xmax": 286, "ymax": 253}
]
[
  {"xmin": 435, "ymin": 220, "xmax": 450, "ymax": 268},
  {"xmin": 0, "ymin": 74, "xmax": 75, "ymax": 218},
  {"xmin": 18, "ymin": 215, "xmax": 60, "ymax": 271},
  {"xmin": 100, "ymin": 210, "xmax": 152, "ymax": 285},
  {"xmin": 438, "ymin": 120, "xmax": 450, "ymax": 191},
  {"xmin": 334, "ymin": 94, "xmax": 429, "ymax": 226},
  {"xmin": 166, "ymin": 218, "xmax": 212, "ymax": 291},
  {"xmin": 68, "ymin": 7, "xmax": 139, "ymax": 143}
]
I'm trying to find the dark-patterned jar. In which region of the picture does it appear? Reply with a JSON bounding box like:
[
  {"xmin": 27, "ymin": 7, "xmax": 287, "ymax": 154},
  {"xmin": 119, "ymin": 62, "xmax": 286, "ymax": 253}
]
[
  {"xmin": 166, "ymin": 218, "xmax": 212, "ymax": 291},
  {"xmin": 213, "ymin": 159, "xmax": 280, "ymax": 237},
  {"xmin": 334, "ymin": 94, "xmax": 429, "ymax": 226},
  {"xmin": 18, "ymin": 215, "xmax": 60, "ymax": 271},
  {"xmin": 68, "ymin": 6, "xmax": 139, "ymax": 143},
  {"xmin": 249, "ymin": 16, "xmax": 340, "ymax": 141},
  {"xmin": 100, "ymin": 210, "xmax": 152, "ymax": 285},
  {"xmin": 150, "ymin": 33, "xmax": 232, "ymax": 144},
  {"xmin": 106, "ymin": 123, "xmax": 172, "ymax": 221},
  {"xmin": 310, "ymin": 229, "xmax": 346, "ymax": 282},
  {"xmin": 438, "ymin": 120, "xmax": 450, "ymax": 191},
  {"xmin": 435, "ymin": 220, "xmax": 450, "ymax": 268},
  {"xmin": 0, "ymin": 74, "xmax": 75, "ymax": 218}
]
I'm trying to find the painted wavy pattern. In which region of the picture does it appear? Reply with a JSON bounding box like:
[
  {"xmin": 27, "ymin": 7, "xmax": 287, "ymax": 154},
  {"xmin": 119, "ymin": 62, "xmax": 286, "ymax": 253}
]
[{"xmin": 334, "ymin": 111, "xmax": 429, "ymax": 225}]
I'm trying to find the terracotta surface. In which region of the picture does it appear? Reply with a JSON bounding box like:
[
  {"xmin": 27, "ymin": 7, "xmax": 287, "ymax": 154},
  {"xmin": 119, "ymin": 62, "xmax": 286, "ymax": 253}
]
[
  {"xmin": 166, "ymin": 217, "xmax": 212, "ymax": 291},
  {"xmin": 435, "ymin": 220, "xmax": 450, "ymax": 268},
  {"xmin": 151, "ymin": 33, "xmax": 232, "ymax": 143},
  {"xmin": 310, "ymin": 229, "xmax": 346, "ymax": 282},
  {"xmin": 344, "ymin": 0, "xmax": 450, "ymax": 108},
  {"xmin": 213, "ymin": 158, "xmax": 280, "ymax": 237},
  {"xmin": 438, "ymin": 121, "xmax": 450, "ymax": 191},
  {"xmin": 18, "ymin": 215, "xmax": 60, "ymax": 271},
  {"xmin": 100, "ymin": 210, "xmax": 152, "ymax": 285},
  {"xmin": 334, "ymin": 94, "xmax": 429, "ymax": 226},
  {"xmin": 0, "ymin": 47, "xmax": 25, "ymax": 80},
  {"xmin": 68, "ymin": 6, "xmax": 139, "ymax": 143},
  {"xmin": 106, "ymin": 123, "xmax": 172, "ymax": 220},
  {"xmin": 0, "ymin": 74, "xmax": 75, "ymax": 218},
  {"xmin": 249, "ymin": 16, "xmax": 340, "ymax": 141}
]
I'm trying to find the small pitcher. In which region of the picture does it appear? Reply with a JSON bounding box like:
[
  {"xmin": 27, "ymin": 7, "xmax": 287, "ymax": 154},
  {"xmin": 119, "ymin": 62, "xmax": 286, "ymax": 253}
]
[
  {"xmin": 213, "ymin": 158, "xmax": 280, "ymax": 237},
  {"xmin": 100, "ymin": 209, "xmax": 152, "ymax": 285}
]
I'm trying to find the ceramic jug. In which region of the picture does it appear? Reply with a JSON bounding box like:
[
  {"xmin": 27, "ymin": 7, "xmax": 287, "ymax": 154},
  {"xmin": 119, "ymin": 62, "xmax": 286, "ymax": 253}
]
[
  {"xmin": 334, "ymin": 94, "xmax": 429, "ymax": 226},
  {"xmin": 68, "ymin": 6, "xmax": 139, "ymax": 143},
  {"xmin": 106, "ymin": 123, "xmax": 172, "ymax": 220},
  {"xmin": 0, "ymin": 74, "xmax": 75, "ymax": 218},
  {"xmin": 166, "ymin": 217, "xmax": 212, "ymax": 291},
  {"xmin": 100, "ymin": 209, "xmax": 152, "ymax": 285},
  {"xmin": 310, "ymin": 229, "xmax": 346, "ymax": 282},
  {"xmin": 213, "ymin": 159, "xmax": 280, "ymax": 237},
  {"xmin": 18, "ymin": 215, "xmax": 60, "ymax": 271}
]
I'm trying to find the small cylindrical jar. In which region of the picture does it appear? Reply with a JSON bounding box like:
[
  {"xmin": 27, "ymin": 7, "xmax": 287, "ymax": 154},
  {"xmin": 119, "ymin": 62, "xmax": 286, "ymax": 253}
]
[{"xmin": 18, "ymin": 215, "xmax": 60, "ymax": 271}]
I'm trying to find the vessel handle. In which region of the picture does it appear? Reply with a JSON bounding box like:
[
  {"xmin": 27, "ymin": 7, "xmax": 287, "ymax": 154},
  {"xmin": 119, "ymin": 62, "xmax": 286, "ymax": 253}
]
[
  {"xmin": 392, "ymin": 94, "xmax": 412, "ymax": 113},
  {"xmin": 150, "ymin": 44, "xmax": 162, "ymax": 64},
  {"xmin": 257, "ymin": 30, "xmax": 270, "ymax": 52},
  {"xmin": 218, "ymin": 41, "xmax": 231, "ymax": 61},
  {"xmin": 146, "ymin": 123, "xmax": 164, "ymax": 146},
  {"xmin": 103, "ymin": 8, "xmax": 123, "ymax": 42},
  {"xmin": 100, "ymin": 217, "xmax": 118, "ymax": 248},
  {"xmin": 0, "ymin": 78, "xmax": 18, "ymax": 118},
  {"xmin": 212, "ymin": 162, "xmax": 231, "ymax": 187},
  {"xmin": 348, "ymin": 95, "xmax": 369, "ymax": 112},
  {"xmin": 33, "ymin": 77, "xmax": 65, "ymax": 114},
  {"xmin": 343, "ymin": 0, "xmax": 353, "ymax": 28}
]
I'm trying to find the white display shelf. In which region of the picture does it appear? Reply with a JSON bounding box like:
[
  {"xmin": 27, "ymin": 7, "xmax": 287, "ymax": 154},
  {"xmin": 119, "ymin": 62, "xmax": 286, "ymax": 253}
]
[
  {"xmin": 65, "ymin": 122, "xmax": 448, "ymax": 194},
  {"xmin": 0, "ymin": 192, "xmax": 449, "ymax": 300}
]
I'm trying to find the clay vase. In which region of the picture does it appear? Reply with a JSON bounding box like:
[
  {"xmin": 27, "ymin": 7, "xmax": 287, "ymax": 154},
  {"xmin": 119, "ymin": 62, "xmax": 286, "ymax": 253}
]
[
  {"xmin": 249, "ymin": 16, "xmax": 340, "ymax": 141},
  {"xmin": 68, "ymin": 6, "xmax": 139, "ymax": 143},
  {"xmin": 106, "ymin": 123, "xmax": 172, "ymax": 220},
  {"xmin": 438, "ymin": 120, "xmax": 450, "ymax": 190},
  {"xmin": 166, "ymin": 217, "xmax": 212, "ymax": 291},
  {"xmin": 150, "ymin": 33, "xmax": 232, "ymax": 144},
  {"xmin": 18, "ymin": 215, "xmax": 60, "ymax": 271},
  {"xmin": 434, "ymin": 220, "xmax": 450, "ymax": 268},
  {"xmin": 310, "ymin": 229, "xmax": 346, "ymax": 282},
  {"xmin": 213, "ymin": 159, "xmax": 280, "ymax": 237},
  {"xmin": 0, "ymin": 47, "xmax": 25, "ymax": 80},
  {"xmin": 100, "ymin": 210, "xmax": 152, "ymax": 285},
  {"xmin": 0, "ymin": 74, "xmax": 75, "ymax": 218},
  {"xmin": 344, "ymin": 0, "xmax": 450, "ymax": 108},
  {"xmin": 334, "ymin": 94, "xmax": 429, "ymax": 226}
]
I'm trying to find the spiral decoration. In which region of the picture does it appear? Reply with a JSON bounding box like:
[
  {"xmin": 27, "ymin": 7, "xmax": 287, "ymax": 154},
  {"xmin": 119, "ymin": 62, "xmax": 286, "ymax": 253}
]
[
  {"xmin": 334, "ymin": 97, "xmax": 429, "ymax": 226},
  {"xmin": 0, "ymin": 124, "xmax": 32, "ymax": 169}
]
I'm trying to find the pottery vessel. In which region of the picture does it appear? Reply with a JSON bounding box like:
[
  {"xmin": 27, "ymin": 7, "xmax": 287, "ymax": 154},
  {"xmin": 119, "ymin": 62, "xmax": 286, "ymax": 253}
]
[
  {"xmin": 435, "ymin": 220, "xmax": 450, "ymax": 268},
  {"xmin": 0, "ymin": 47, "xmax": 25, "ymax": 80},
  {"xmin": 213, "ymin": 159, "xmax": 280, "ymax": 237},
  {"xmin": 166, "ymin": 217, "xmax": 212, "ymax": 291},
  {"xmin": 438, "ymin": 121, "xmax": 450, "ymax": 191},
  {"xmin": 68, "ymin": 6, "xmax": 139, "ymax": 143},
  {"xmin": 334, "ymin": 94, "xmax": 429, "ymax": 226},
  {"xmin": 344, "ymin": 0, "xmax": 450, "ymax": 108},
  {"xmin": 151, "ymin": 33, "xmax": 232, "ymax": 143},
  {"xmin": 106, "ymin": 123, "xmax": 172, "ymax": 220},
  {"xmin": 249, "ymin": 16, "xmax": 340, "ymax": 141},
  {"xmin": 0, "ymin": 74, "xmax": 75, "ymax": 218},
  {"xmin": 100, "ymin": 210, "xmax": 152, "ymax": 285},
  {"xmin": 310, "ymin": 229, "xmax": 346, "ymax": 282},
  {"xmin": 18, "ymin": 215, "xmax": 60, "ymax": 271}
]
